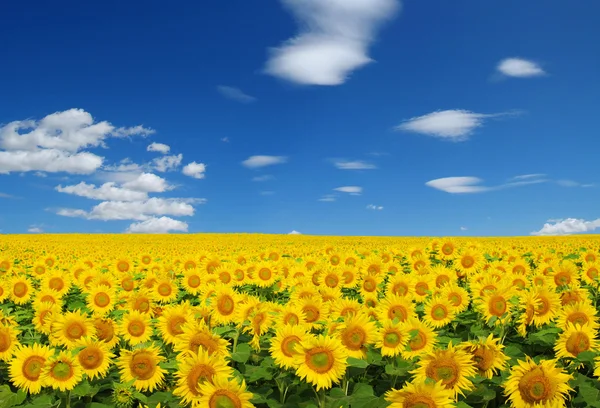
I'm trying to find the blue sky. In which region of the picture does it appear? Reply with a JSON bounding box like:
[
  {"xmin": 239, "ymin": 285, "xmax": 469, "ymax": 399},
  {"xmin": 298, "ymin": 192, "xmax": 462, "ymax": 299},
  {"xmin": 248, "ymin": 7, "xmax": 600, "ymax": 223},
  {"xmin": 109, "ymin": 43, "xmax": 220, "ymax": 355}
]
[{"xmin": 1, "ymin": 0, "xmax": 599, "ymax": 236}]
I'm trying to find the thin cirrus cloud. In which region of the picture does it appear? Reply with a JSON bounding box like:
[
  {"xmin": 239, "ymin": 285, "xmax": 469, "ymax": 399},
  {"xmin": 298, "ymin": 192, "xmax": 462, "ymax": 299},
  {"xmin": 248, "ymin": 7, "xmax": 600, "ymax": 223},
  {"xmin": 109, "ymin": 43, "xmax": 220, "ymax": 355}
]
[
  {"xmin": 497, "ymin": 58, "xmax": 545, "ymax": 78},
  {"xmin": 333, "ymin": 160, "xmax": 377, "ymax": 170},
  {"xmin": 217, "ymin": 86, "xmax": 257, "ymax": 103},
  {"xmin": 252, "ymin": 175, "xmax": 275, "ymax": 182},
  {"xmin": 318, "ymin": 194, "xmax": 336, "ymax": 202},
  {"xmin": 531, "ymin": 218, "xmax": 600, "ymax": 236},
  {"xmin": 396, "ymin": 109, "xmax": 517, "ymax": 142},
  {"xmin": 366, "ymin": 204, "xmax": 383, "ymax": 210},
  {"xmin": 241, "ymin": 155, "xmax": 287, "ymax": 169},
  {"xmin": 264, "ymin": 0, "xmax": 400, "ymax": 86},
  {"xmin": 426, "ymin": 174, "xmax": 548, "ymax": 194},
  {"xmin": 334, "ymin": 186, "xmax": 362, "ymax": 195}
]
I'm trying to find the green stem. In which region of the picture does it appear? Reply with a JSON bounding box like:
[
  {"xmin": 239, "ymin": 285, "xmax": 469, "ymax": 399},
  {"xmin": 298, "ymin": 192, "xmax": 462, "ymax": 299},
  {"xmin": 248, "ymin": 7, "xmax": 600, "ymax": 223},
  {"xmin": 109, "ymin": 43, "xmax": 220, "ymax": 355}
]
[{"xmin": 232, "ymin": 329, "xmax": 239, "ymax": 354}]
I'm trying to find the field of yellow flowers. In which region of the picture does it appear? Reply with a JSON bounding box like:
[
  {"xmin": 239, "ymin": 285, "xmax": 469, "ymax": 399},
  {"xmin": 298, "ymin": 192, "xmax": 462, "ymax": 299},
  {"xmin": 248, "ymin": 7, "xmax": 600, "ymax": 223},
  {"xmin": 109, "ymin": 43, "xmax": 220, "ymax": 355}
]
[{"xmin": 0, "ymin": 234, "xmax": 600, "ymax": 408}]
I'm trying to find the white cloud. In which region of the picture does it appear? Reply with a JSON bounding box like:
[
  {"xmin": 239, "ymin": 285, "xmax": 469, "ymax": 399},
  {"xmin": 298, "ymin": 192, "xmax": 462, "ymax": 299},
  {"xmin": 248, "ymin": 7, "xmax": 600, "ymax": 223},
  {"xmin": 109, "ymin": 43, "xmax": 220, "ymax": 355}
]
[
  {"xmin": 497, "ymin": 58, "xmax": 545, "ymax": 78},
  {"xmin": 0, "ymin": 109, "xmax": 151, "ymax": 175},
  {"xmin": 366, "ymin": 204, "xmax": 383, "ymax": 210},
  {"xmin": 242, "ymin": 155, "xmax": 287, "ymax": 169},
  {"xmin": 288, "ymin": 230, "xmax": 302, "ymax": 235},
  {"xmin": 334, "ymin": 186, "xmax": 362, "ymax": 195},
  {"xmin": 318, "ymin": 194, "xmax": 336, "ymax": 202},
  {"xmin": 217, "ymin": 86, "xmax": 256, "ymax": 103},
  {"xmin": 28, "ymin": 226, "xmax": 43, "ymax": 233},
  {"xmin": 56, "ymin": 182, "xmax": 148, "ymax": 201},
  {"xmin": 56, "ymin": 197, "xmax": 200, "ymax": 221},
  {"xmin": 334, "ymin": 160, "xmax": 377, "ymax": 170},
  {"xmin": 122, "ymin": 173, "xmax": 172, "ymax": 193},
  {"xmin": 532, "ymin": 218, "xmax": 600, "ymax": 236},
  {"xmin": 221, "ymin": 137, "xmax": 230, "ymax": 143},
  {"xmin": 426, "ymin": 175, "xmax": 547, "ymax": 194},
  {"xmin": 147, "ymin": 142, "xmax": 170, "ymax": 154},
  {"xmin": 460, "ymin": 226, "xmax": 468, "ymax": 231},
  {"xmin": 265, "ymin": 0, "xmax": 399, "ymax": 85},
  {"xmin": 182, "ymin": 162, "xmax": 207, "ymax": 179},
  {"xmin": 126, "ymin": 216, "xmax": 188, "ymax": 233},
  {"xmin": 152, "ymin": 154, "xmax": 183, "ymax": 172},
  {"xmin": 396, "ymin": 110, "xmax": 512, "ymax": 141},
  {"xmin": 252, "ymin": 175, "xmax": 274, "ymax": 182},
  {"xmin": 0, "ymin": 192, "xmax": 17, "ymax": 199},
  {"xmin": 511, "ymin": 174, "xmax": 546, "ymax": 181}
]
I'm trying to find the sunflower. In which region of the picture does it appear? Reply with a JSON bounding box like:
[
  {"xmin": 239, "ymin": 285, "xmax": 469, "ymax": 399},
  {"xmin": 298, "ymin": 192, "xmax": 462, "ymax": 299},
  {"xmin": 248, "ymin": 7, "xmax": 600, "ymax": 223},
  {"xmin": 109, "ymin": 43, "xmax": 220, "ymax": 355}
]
[
  {"xmin": 359, "ymin": 273, "xmax": 381, "ymax": 298},
  {"xmin": 375, "ymin": 319, "xmax": 407, "ymax": 357},
  {"xmin": 556, "ymin": 301, "xmax": 599, "ymax": 331},
  {"xmin": 275, "ymin": 303, "xmax": 307, "ymax": 327},
  {"xmin": 320, "ymin": 267, "xmax": 342, "ymax": 290},
  {"xmin": 386, "ymin": 274, "xmax": 414, "ymax": 299},
  {"xmin": 440, "ymin": 282, "xmax": 470, "ymax": 313},
  {"xmin": 94, "ymin": 317, "xmax": 120, "ymax": 349},
  {"xmin": 117, "ymin": 345, "xmax": 166, "ymax": 392},
  {"xmin": 74, "ymin": 337, "xmax": 114, "ymax": 380},
  {"xmin": 438, "ymin": 238, "xmax": 458, "ymax": 261},
  {"xmin": 461, "ymin": 334, "xmax": 509, "ymax": 379},
  {"xmin": 208, "ymin": 285, "xmax": 240, "ymax": 326},
  {"xmin": 423, "ymin": 296, "xmax": 456, "ymax": 328},
  {"xmin": 9, "ymin": 275, "xmax": 33, "ymax": 304},
  {"xmin": 253, "ymin": 262, "xmax": 278, "ymax": 288},
  {"xmin": 0, "ymin": 324, "xmax": 21, "ymax": 361},
  {"xmin": 560, "ymin": 284, "xmax": 591, "ymax": 306},
  {"xmin": 299, "ymin": 297, "xmax": 326, "ymax": 329},
  {"xmin": 87, "ymin": 285, "xmax": 116, "ymax": 316},
  {"xmin": 431, "ymin": 264, "xmax": 456, "ymax": 289},
  {"xmin": 294, "ymin": 335, "xmax": 348, "ymax": 391},
  {"xmin": 156, "ymin": 302, "xmax": 195, "ymax": 345},
  {"xmin": 52, "ymin": 310, "xmax": 95, "ymax": 349},
  {"xmin": 128, "ymin": 290, "xmax": 156, "ymax": 316},
  {"xmin": 551, "ymin": 261, "xmax": 579, "ymax": 287},
  {"xmin": 412, "ymin": 343, "xmax": 477, "ymax": 398},
  {"xmin": 33, "ymin": 289, "xmax": 63, "ymax": 309},
  {"xmin": 174, "ymin": 320, "xmax": 230, "ymax": 358},
  {"xmin": 9, "ymin": 344, "xmax": 54, "ymax": 394},
  {"xmin": 182, "ymin": 269, "xmax": 204, "ymax": 295},
  {"xmin": 339, "ymin": 265, "xmax": 359, "ymax": 287},
  {"xmin": 516, "ymin": 290, "xmax": 541, "ymax": 337},
  {"xmin": 412, "ymin": 274, "xmax": 435, "ymax": 303},
  {"xmin": 504, "ymin": 358, "xmax": 572, "ymax": 408},
  {"xmin": 476, "ymin": 289, "xmax": 514, "ymax": 326},
  {"xmin": 173, "ymin": 349, "xmax": 233, "ymax": 406},
  {"xmin": 33, "ymin": 302, "xmax": 60, "ymax": 335},
  {"xmin": 456, "ymin": 249, "xmax": 483, "ymax": 276},
  {"xmin": 41, "ymin": 271, "xmax": 71, "ymax": 297},
  {"xmin": 510, "ymin": 259, "xmax": 530, "ymax": 276},
  {"xmin": 41, "ymin": 351, "xmax": 83, "ymax": 391},
  {"xmin": 361, "ymin": 255, "xmax": 384, "ymax": 276},
  {"xmin": 531, "ymin": 287, "xmax": 561, "ymax": 327},
  {"xmin": 399, "ymin": 317, "xmax": 438, "ymax": 360},
  {"xmin": 581, "ymin": 262, "xmax": 600, "ymax": 286},
  {"xmin": 555, "ymin": 323, "xmax": 599, "ymax": 360},
  {"xmin": 385, "ymin": 380, "xmax": 455, "ymax": 408},
  {"xmin": 0, "ymin": 282, "xmax": 8, "ymax": 303},
  {"xmin": 115, "ymin": 258, "xmax": 132, "ymax": 274},
  {"xmin": 119, "ymin": 310, "xmax": 154, "ymax": 346},
  {"xmin": 197, "ymin": 375, "xmax": 254, "ymax": 408},
  {"xmin": 329, "ymin": 298, "xmax": 362, "ymax": 321},
  {"xmin": 583, "ymin": 250, "xmax": 598, "ymax": 264},
  {"xmin": 334, "ymin": 312, "xmax": 377, "ymax": 359},
  {"xmin": 269, "ymin": 324, "xmax": 312, "ymax": 369}
]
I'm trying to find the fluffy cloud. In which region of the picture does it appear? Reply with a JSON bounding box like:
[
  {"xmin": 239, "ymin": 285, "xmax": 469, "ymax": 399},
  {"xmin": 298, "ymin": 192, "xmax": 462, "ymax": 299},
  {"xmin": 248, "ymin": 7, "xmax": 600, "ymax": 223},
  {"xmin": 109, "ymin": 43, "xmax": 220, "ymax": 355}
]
[
  {"xmin": 152, "ymin": 154, "xmax": 183, "ymax": 172},
  {"xmin": 147, "ymin": 142, "xmax": 170, "ymax": 154},
  {"xmin": 426, "ymin": 175, "xmax": 547, "ymax": 194},
  {"xmin": 366, "ymin": 204, "xmax": 383, "ymax": 210},
  {"xmin": 396, "ymin": 110, "xmax": 511, "ymax": 141},
  {"xmin": 56, "ymin": 182, "xmax": 148, "ymax": 201},
  {"xmin": 126, "ymin": 216, "xmax": 189, "ymax": 233},
  {"xmin": 460, "ymin": 226, "xmax": 468, "ymax": 231},
  {"xmin": 497, "ymin": 58, "xmax": 545, "ymax": 78},
  {"xmin": 265, "ymin": 0, "xmax": 399, "ymax": 85},
  {"xmin": 0, "ymin": 109, "xmax": 152, "ymax": 174},
  {"xmin": 28, "ymin": 226, "xmax": 43, "ymax": 233},
  {"xmin": 334, "ymin": 186, "xmax": 362, "ymax": 195},
  {"xmin": 122, "ymin": 173, "xmax": 173, "ymax": 192},
  {"xmin": 182, "ymin": 162, "xmax": 207, "ymax": 179},
  {"xmin": 217, "ymin": 86, "xmax": 256, "ymax": 103},
  {"xmin": 334, "ymin": 160, "xmax": 376, "ymax": 170},
  {"xmin": 242, "ymin": 155, "xmax": 287, "ymax": 169},
  {"xmin": 531, "ymin": 218, "xmax": 600, "ymax": 236},
  {"xmin": 288, "ymin": 230, "xmax": 302, "ymax": 235}
]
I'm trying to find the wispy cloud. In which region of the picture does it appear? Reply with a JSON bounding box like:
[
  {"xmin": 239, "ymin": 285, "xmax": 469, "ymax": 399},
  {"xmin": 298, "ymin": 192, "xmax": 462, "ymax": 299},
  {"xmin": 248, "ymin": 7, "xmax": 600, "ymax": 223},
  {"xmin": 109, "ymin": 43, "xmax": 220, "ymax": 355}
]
[
  {"xmin": 497, "ymin": 58, "xmax": 545, "ymax": 78},
  {"xmin": 318, "ymin": 194, "xmax": 336, "ymax": 202},
  {"xmin": 460, "ymin": 226, "xmax": 468, "ymax": 231},
  {"xmin": 333, "ymin": 160, "xmax": 377, "ymax": 170},
  {"xmin": 426, "ymin": 174, "xmax": 547, "ymax": 194},
  {"xmin": 252, "ymin": 175, "xmax": 275, "ymax": 182},
  {"xmin": 366, "ymin": 204, "xmax": 383, "ymax": 210},
  {"xmin": 264, "ymin": 0, "xmax": 400, "ymax": 85},
  {"xmin": 334, "ymin": 186, "xmax": 362, "ymax": 195},
  {"xmin": 396, "ymin": 110, "xmax": 518, "ymax": 141},
  {"xmin": 217, "ymin": 86, "xmax": 256, "ymax": 103},
  {"xmin": 242, "ymin": 155, "xmax": 288, "ymax": 169},
  {"xmin": 532, "ymin": 218, "xmax": 600, "ymax": 236},
  {"xmin": 0, "ymin": 192, "xmax": 18, "ymax": 199},
  {"xmin": 28, "ymin": 225, "xmax": 44, "ymax": 233}
]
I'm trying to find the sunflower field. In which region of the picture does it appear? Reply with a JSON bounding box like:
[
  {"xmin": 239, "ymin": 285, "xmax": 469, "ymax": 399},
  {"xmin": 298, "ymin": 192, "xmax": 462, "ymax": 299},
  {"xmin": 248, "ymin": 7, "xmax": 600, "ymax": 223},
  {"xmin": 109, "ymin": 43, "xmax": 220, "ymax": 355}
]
[{"xmin": 1, "ymin": 235, "xmax": 600, "ymax": 408}]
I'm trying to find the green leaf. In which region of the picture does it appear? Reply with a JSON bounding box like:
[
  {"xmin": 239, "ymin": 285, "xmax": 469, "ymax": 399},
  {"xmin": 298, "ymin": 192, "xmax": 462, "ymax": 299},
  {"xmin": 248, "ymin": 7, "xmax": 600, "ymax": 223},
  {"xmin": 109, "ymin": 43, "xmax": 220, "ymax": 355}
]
[
  {"xmin": 0, "ymin": 385, "xmax": 26, "ymax": 408},
  {"xmin": 243, "ymin": 365, "xmax": 273, "ymax": 382},
  {"xmin": 577, "ymin": 351, "xmax": 597, "ymax": 364},
  {"xmin": 21, "ymin": 395, "xmax": 57, "ymax": 408},
  {"xmin": 347, "ymin": 357, "xmax": 369, "ymax": 368},
  {"xmin": 352, "ymin": 383, "xmax": 374, "ymax": 398},
  {"xmin": 231, "ymin": 343, "xmax": 252, "ymax": 363}
]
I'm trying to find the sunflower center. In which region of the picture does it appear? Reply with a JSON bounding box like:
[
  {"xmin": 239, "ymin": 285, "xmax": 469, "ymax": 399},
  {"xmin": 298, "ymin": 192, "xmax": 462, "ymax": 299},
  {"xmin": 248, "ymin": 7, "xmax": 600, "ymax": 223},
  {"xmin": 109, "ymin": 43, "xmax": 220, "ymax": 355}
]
[
  {"xmin": 342, "ymin": 327, "xmax": 366, "ymax": 350},
  {"xmin": 188, "ymin": 275, "xmax": 201, "ymax": 288},
  {"xmin": 409, "ymin": 331, "xmax": 427, "ymax": 351},
  {"xmin": 519, "ymin": 369, "xmax": 552, "ymax": 403},
  {"xmin": 442, "ymin": 244, "xmax": 454, "ymax": 255},
  {"xmin": 134, "ymin": 298, "xmax": 151, "ymax": 313},
  {"xmin": 426, "ymin": 359, "xmax": 459, "ymax": 387},
  {"xmin": 448, "ymin": 293, "xmax": 462, "ymax": 306},
  {"xmin": 342, "ymin": 271, "xmax": 354, "ymax": 284},
  {"xmin": 489, "ymin": 295, "xmax": 507, "ymax": 316},
  {"xmin": 403, "ymin": 395, "xmax": 436, "ymax": 408},
  {"xmin": 325, "ymin": 275, "xmax": 339, "ymax": 288},
  {"xmin": 94, "ymin": 292, "xmax": 111, "ymax": 308},
  {"xmin": 303, "ymin": 306, "xmax": 319, "ymax": 323},
  {"xmin": 79, "ymin": 346, "xmax": 103, "ymax": 370},
  {"xmin": 121, "ymin": 277, "xmax": 134, "ymax": 291},
  {"xmin": 461, "ymin": 256, "xmax": 474, "ymax": 268},
  {"xmin": 209, "ymin": 391, "xmax": 241, "ymax": 408},
  {"xmin": 35, "ymin": 266, "xmax": 46, "ymax": 275},
  {"xmin": 142, "ymin": 256, "xmax": 152, "ymax": 265},
  {"xmin": 190, "ymin": 332, "xmax": 219, "ymax": 355},
  {"xmin": 0, "ymin": 330, "xmax": 11, "ymax": 352},
  {"xmin": 51, "ymin": 361, "xmax": 73, "ymax": 381},
  {"xmin": 281, "ymin": 336, "xmax": 301, "ymax": 357},
  {"xmin": 217, "ymin": 295, "xmax": 235, "ymax": 316},
  {"xmin": 363, "ymin": 278, "xmax": 377, "ymax": 292},
  {"xmin": 157, "ymin": 283, "xmax": 172, "ymax": 297},
  {"xmin": 283, "ymin": 313, "xmax": 299, "ymax": 326},
  {"xmin": 117, "ymin": 261, "xmax": 130, "ymax": 273},
  {"xmin": 187, "ymin": 364, "xmax": 216, "ymax": 395},
  {"xmin": 95, "ymin": 319, "xmax": 115, "ymax": 342},
  {"xmin": 414, "ymin": 282, "xmax": 428, "ymax": 296},
  {"xmin": 536, "ymin": 297, "xmax": 550, "ymax": 316},
  {"xmin": 513, "ymin": 265, "xmax": 526, "ymax": 275},
  {"xmin": 431, "ymin": 304, "xmax": 448, "ymax": 320},
  {"xmin": 553, "ymin": 272, "xmax": 570, "ymax": 286},
  {"xmin": 566, "ymin": 332, "xmax": 590, "ymax": 356},
  {"xmin": 13, "ymin": 282, "xmax": 28, "ymax": 297},
  {"xmin": 587, "ymin": 267, "xmax": 599, "ymax": 280},
  {"xmin": 567, "ymin": 312, "xmax": 590, "ymax": 326},
  {"xmin": 436, "ymin": 275, "xmax": 450, "ymax": 287},
  {"xmin": 472, "ymin": 347, "xmax": 495, "ymax": 371},
  {"xmin": 130, "ymin": 353, "xmax": 156, "ymax": 380},
  {"xmin": 168, "ymin": 316, "xmax": 186, "ymax": 335},
  {"xmin": 383, "ymin": 332, "xmax": 401, "ymax": 348},
  {"xmin": 330, "ymin": 256, "xmax": 340, "ymax": 265},
  {"xmin": 392, "ymin": 283, "xmax": 409, "ymax": 296},
  {"xmin": 306, "ymin": 348, "xmax": 334, "ymax": 373},
  {"xmin": 219, "ymin": 272, "xmax": 231, "ymax": 284},
  {"xmin": 67, "ymin": 322, "xmax": 85, "ymax": 339},
  {"xmin": 22, "ymin": 356, "xmax": 46, "ymax": 381},
  {"xmin": 258, "ymin": 268, "xmax": 272, "ymax": 281},
  {"xmin": 388, "ymin": 305, "xmax": 408, "ymax": 321},
  {"xmin": 128, "ymin": 320, "xmax": 146, "ymax": 337}
]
